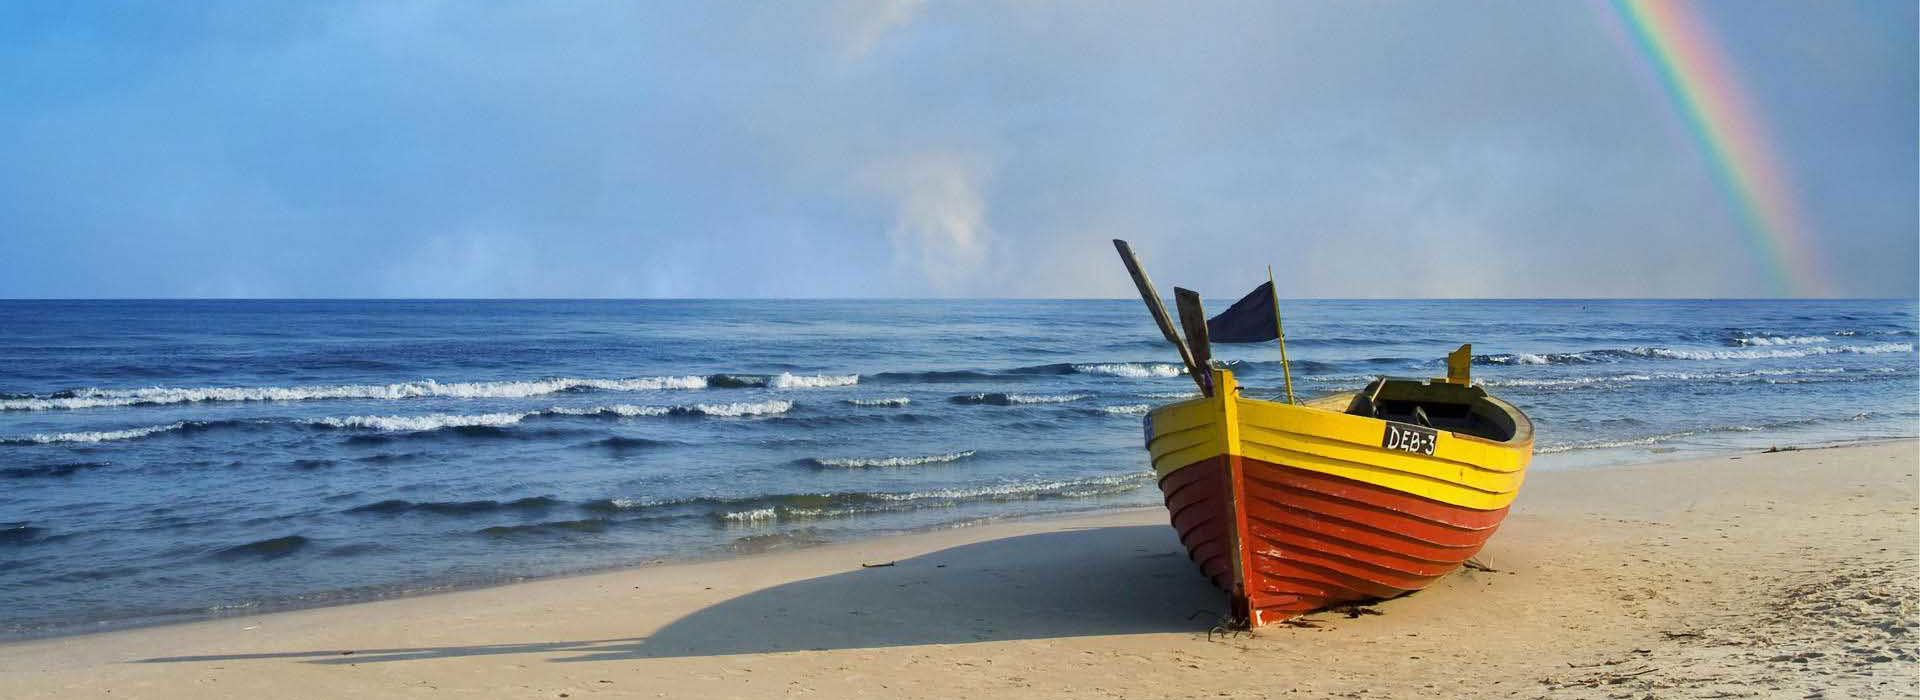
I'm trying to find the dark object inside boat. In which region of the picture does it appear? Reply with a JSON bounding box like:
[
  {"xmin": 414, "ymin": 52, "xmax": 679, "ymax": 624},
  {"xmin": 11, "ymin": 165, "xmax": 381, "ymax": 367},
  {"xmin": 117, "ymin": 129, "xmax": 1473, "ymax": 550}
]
[{"xmin": 1342, "ymin": 378, "xmax": 1521, "ymax": 443}]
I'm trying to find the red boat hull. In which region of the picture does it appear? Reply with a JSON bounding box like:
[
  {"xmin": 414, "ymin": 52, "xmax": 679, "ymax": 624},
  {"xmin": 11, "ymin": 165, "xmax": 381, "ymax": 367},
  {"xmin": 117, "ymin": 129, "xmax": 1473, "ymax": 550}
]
[{"xmin": 1158, "ymin": 454, "xmax": 1508, "ymax": 625}]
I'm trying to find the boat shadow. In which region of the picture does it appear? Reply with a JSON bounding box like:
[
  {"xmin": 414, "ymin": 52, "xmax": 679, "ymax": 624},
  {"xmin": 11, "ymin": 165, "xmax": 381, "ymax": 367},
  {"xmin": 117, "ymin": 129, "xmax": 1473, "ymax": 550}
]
[{"xmin": 135, "ymin": 524, "xmax": 1223, "ymax": 665}]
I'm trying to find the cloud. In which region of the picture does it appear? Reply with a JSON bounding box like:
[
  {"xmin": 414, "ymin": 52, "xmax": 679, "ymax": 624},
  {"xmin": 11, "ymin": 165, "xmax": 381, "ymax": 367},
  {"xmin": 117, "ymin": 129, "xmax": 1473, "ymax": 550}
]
[
  {"xmin": 863, "ymin": 152, "xmax": 993, "ymax": 294},
  {"xmin": 833, "ymin": 0, "xmax": 927, "ymax": 62},
  {"xmin": 0, "ymin": 2, "xmax": 1910, "ymax": 298}
]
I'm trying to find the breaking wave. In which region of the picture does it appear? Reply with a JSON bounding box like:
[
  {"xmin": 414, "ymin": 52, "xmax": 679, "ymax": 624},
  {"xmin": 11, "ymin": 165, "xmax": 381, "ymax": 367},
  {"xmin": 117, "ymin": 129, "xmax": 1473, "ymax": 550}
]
[
  {"xmin": 1071, "ymin": 362, "xmax": 1185, "ymax": 378},
  {"xmin": 548, "ymin": 404, "xmax": 671, "ymax": 418},
  {"xmin": 674, "ymin": 400, "xmax": 794, "ymax": 417},
  {"xmin": 0, "ymin": 376, "xmax": 710, "ymax": 411},
  {"xmin": 807, "ymin": 450, "xmax": 976, "ymax": 468},
  {"xmin": 1136, "ymin": 391, "xmax": 1200, "ymax": 399},
  {"xmin": 1099, "ymin": 404, "xmax": 1152, "ymax": 416},
  {"xmin": 0, "ymin": 419, "xmax": 256, "ymax": 445},
  {"xmin": 844, "ymin": 397, "xmax": 911, "ymax": 406},
  {"xmin": 312, "ymin": 413, "xmax": 531, "ymax": 432},
  {"xmin": 1478, "ymin": 343, "xmax": 1914, "ymax": 365},
  {"xmin": 2, "ymin": 422, "xmax": 190, "ymax": 444},
  {"xmin": 950, "ymin": 393, "xmax": 1091, "ymax": 406},
  {"xmin": 313, "ymin": 400, "xmax": 795, "ymax": 433},
  {"xmin": 1478, "ymin": 368, "xmax": 1856, "ymax": 388},
  {"xmin": 769, "ymin": 373, "xmax": 859, "ymax": 389},
  {"xmin": 1732, "ymin": 335, "xmax": 1829, "ymax": 346},
  {"xmin": 1632, "ymin": 343, "xmax": 1913, "ymax": 360}
]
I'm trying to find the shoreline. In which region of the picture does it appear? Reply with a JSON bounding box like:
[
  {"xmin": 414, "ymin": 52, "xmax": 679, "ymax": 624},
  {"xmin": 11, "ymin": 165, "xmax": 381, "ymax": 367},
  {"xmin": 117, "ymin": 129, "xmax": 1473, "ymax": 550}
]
[
  {"xmin": 2, "ymin": 440, "xmax": 1915, "ymax": 697},
  {"xmin": 1, "ymin": 437, "xmax": 1912, "ymax": 646}
]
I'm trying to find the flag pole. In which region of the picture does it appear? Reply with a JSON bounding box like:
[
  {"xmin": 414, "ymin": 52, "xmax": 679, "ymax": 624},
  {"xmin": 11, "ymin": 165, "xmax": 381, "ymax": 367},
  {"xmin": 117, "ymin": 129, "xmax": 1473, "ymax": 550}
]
[{"xmin": 1269, "ymin": 265, "xmax": 1296, "ymax": 404}]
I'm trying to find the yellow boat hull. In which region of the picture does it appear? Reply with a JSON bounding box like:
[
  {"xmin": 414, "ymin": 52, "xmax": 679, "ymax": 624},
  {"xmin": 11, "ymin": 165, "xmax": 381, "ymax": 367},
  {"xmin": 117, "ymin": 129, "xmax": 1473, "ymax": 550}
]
[{"xmin": 1145, "ymin": 369, "xmax": 1534, "ymax": 625}]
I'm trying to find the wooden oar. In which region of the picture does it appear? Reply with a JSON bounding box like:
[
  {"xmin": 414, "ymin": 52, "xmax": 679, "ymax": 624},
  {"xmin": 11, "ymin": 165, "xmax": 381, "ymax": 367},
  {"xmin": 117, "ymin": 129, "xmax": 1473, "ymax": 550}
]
[
  {"xmin": 1174, "ymin": 287, "xmax": 1215, "ymax": 396},
  {"xmin": 1112, "ymin": 239, "xmax": 1208, "ymax": 395}
]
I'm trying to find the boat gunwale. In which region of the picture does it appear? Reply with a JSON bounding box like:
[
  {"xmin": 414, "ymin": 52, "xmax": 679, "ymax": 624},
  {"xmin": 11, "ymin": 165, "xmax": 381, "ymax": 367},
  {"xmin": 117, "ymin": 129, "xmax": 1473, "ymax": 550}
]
[{"xmin": 1147, "ymin": 384, "xmax": 1535, "ymax": 450}]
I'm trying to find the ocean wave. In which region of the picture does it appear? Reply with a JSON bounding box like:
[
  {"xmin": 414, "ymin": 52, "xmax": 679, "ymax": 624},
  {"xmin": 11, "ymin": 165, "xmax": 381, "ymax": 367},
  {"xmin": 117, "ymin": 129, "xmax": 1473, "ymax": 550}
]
[
  {"xmin": 721, "ymin": 507, "xmax": 779, "ymax": 523},
  {"xmin": 211, "ymin": 534, "xmax": 310, "ymax": 560},
  {"xmin": 312, "ymin": 412, "xmax": 532, "ymax": 432},
  {"xmin": 1071, "ymin": 362, "xmax": 1185, "ymax": 378},
  {"xmin": 844, "ymin": 397, "xmax": 911, "ymax": 407},
  {"xmin": 1099, "ymin": 404, "xmax": 1152, "ymax": 416},
  {"xmin": 577, "ymin": 436, "xmax": 677, "ymax": 451},
  {"xmin": 865, "ymin": 369, "xmax": 1007, "ymax": 384},
  {"xmin": 706, "ymin": 373, "xmax": 859, "ymax": 389},
  {"xmin": 807, "ymin": 450, "xmax": 976, "ymax": 468},
  {"xmin": 768, "ymin": 373, "xmax": 859, "ymax": 389},
  {"xmin": 1832, "ymin": 329, "xmax": 1918, "ymax": 337},
  {"xmin": 1732, "ymin": 335, "xmax": 1830, "ymax": 347},
  {"xmin": 0, "ymin": 522, "xmax": 51, "ymax": 546},
  {"xmin": 1479, "ymin": 368, "xmax": 1850, "ymax": 388},
  {"xmin": 1478, "ymin": 343, "xmax": 1914, "ymax": 365},
  {"xmin": 1644, "ymin": 343, "xmax": 1915, "ymax": 360},
  {"xmin": 579, "ymin": 473, "xmax": 1154, "ymax": 524},
  {"xmin": 0, "ymin": 376, "xmax": 710, "ymax": 411},
  {"xmin": 478, "ymin": 519, "xmax": 611, "ymax": 537},
  {"xmin": 865, "ymin": 361, "xmax": 1186, "ymax": 385},
  {"xmin": 1536, "ymin": 432, "xmax": 1697, "ymax": 454},
  {"xmin": 346, "ymin": 496, "xmax": 561, "ymax": 516},
  {"xmin": 548, "ymin": 404, "xmax": 672, "ymax": 418},
  {"xmin": 1536, "ymin": 411, "xmax": 1918, "ymax": 454},
  {"xmin": 314, "ymin": 400, "xmax": 794, "ymax": 433},
  {"xmin": 1136, "ymin": 391, "xmax": 1201, "ymax": 399},
  {"xmin": 675, "ymin": 400, "xmax": 794, "ymax": 417},
  {"xmin": 0, "ymin": 420, "xmax": 219, "ymax": 445},
  {"xmin": 950, "ymin": 392, "xmax": 1092, "ymax": 406},
  {"xmin": 710, "ymin": 473, "xmax": 1154, "ymax": 523},
  {"xmin": 1, "ymin": 461, "xmax": 111, "ymax": 479}
]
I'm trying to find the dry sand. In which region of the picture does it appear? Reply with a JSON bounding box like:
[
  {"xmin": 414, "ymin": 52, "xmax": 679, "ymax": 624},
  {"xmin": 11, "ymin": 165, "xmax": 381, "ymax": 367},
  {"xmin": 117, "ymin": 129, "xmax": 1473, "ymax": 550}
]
[{"xmin": 2, "ymin": 441, "xmax": 1915, "ymax": 699}]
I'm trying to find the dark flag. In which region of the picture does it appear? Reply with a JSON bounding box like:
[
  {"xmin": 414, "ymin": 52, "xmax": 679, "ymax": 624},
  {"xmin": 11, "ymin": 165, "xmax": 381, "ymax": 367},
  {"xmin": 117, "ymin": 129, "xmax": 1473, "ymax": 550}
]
[{"xmin": 1205, "ymin": 281, "xmax": 1279, "ymax": 343}]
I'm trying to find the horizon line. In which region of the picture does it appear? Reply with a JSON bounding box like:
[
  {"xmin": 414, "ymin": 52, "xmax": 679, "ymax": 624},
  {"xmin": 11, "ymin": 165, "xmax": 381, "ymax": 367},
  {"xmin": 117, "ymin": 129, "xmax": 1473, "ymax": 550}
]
[{"xmin": 0, "ymin": 296, "xmax": 1914, "ymax": 303}]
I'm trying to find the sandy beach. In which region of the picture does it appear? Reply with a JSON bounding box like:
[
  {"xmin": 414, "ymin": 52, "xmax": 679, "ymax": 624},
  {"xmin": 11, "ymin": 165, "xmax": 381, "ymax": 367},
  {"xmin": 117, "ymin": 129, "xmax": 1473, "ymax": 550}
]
[{"xmin": 1, "ymin": 441, "xmax": 1914, "ymax": 699}]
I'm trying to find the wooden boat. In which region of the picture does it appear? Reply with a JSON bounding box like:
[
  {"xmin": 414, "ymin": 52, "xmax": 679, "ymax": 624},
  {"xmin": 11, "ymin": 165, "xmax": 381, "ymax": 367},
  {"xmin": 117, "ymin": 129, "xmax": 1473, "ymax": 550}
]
[{"xmin": 1113, "ymin": 240, "xmax": 1534, "ymax": 627}]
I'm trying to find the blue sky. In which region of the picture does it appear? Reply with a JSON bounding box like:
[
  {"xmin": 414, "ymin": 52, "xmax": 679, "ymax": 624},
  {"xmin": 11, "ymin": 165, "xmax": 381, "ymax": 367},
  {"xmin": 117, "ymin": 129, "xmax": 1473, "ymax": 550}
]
[{"xmin": 1, "ymin": 1, "xmax": 1913, "ymax": 298}]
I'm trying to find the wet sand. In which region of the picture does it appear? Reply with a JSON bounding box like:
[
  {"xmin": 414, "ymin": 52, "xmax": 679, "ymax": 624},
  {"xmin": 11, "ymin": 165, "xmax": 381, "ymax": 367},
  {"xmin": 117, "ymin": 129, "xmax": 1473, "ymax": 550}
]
[{"xmin": 1, "ymin": 441, "xmax": 1914, "ymax": 698}]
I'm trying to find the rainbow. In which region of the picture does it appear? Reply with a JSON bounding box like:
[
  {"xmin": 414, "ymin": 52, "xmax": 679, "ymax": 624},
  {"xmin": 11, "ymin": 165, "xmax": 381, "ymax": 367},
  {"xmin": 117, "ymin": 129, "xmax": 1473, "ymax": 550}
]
[{"xmin": 1610, "ymin": 0, "xmax": 1827, "ymax": 297}]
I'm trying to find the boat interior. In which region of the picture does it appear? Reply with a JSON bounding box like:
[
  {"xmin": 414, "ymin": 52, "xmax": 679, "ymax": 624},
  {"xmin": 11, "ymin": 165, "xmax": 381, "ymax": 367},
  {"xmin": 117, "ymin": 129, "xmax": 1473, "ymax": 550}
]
[{"xmin": 1300, "ymin": 377, "xmax": 1526, "ymax": 444}]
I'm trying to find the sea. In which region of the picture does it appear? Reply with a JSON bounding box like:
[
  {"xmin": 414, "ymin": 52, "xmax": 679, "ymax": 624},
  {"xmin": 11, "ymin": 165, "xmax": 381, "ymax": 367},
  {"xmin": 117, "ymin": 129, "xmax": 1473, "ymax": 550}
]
[{"xmin": 1, "ymin": 299, "xmax": 1914, "ymax": 639}]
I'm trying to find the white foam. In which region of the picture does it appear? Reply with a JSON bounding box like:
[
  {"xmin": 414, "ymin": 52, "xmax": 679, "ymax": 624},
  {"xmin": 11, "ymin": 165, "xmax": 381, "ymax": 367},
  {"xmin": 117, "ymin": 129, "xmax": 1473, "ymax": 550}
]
[
  {"xmin": 312, "ymin": 412, "xmax": 533, "ymax": 432},
  {"xmin": 1101, "ymin": 404, "xmax": 1152, "ymax": 416},
  {"xmin": 548, "ymin": 404, "xmax": 673, "ymax": 417},
  {"xmin": 1481, "ymin": 368, "xmax": 1847, "ymax": 388},
  {"xmin": 1735, "ymin": 335, "xmax": 1830, "ymax": 346},
  {"xmin": 0, "ymin": 376, "xmax": 710, "ymax": 411},
  {"xmin": 1631, "ymin": 343, "xmax": 1913, "ymax": 360},
  {"xmin": 1536, "ymin": 431, "xmax": 1697, "ymax": 454},
  {"xmin": 1006, "ymin": 393, "xmax": 1091, "ymax": 404},
  {"xmin": 1137, "ymin": 391, "xmax": 1201, "ymax": 399},
  {"xmin": 6, "ymin": 422, "xmax": 190, "ymax": 444},
  {"xmin": 873, "ymin": 473, "xmax": 1153, "ymax": 501},
  {"xmin": 721, "ymin": 507, "xmax": 778, "ymax": 522},
  {"xmin": 1073, "ymin": 363, "xmax": 1185, "ymax": 378},
  {"xmin": 682, "ymin": 400, "xmax": 794, "ymax": 417},
  {"xmin": 844, "ymin": 397, "xmax": 911, "ymax": 407},
  {"xmin": 768, "ymin": 373, "xmax": 859, "ymax": 389},
  {"xmin": 813, "ymin": 450, "xmax": 976, "ymax": 468}
]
